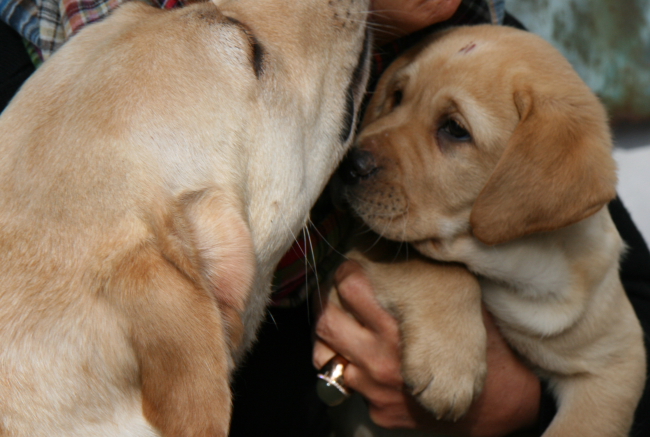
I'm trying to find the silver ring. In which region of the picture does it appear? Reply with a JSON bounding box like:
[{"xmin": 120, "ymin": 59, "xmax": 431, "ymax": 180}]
[{"xmin": 316, "ymin": 355, "xmax": 352, "ymax": 406}]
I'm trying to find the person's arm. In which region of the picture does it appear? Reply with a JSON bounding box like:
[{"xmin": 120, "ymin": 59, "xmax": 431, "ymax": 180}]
[{"xmin": 313, "ymin": 260, "xmax": 540, "ymax": 437}]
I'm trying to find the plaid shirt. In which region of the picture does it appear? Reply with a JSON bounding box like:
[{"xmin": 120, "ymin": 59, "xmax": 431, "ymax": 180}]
[
  {"xmin": 0, "ymin": 0, "xmax": 188, "ymax": 61},
  {"xmin": 0, "ymin": 0, "xmax": 505, "ymax": 305}
]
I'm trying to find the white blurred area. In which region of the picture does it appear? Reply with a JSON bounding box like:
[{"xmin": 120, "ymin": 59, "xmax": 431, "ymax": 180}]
[{"xmin": 613, "ymin": 126, "xmax": 650, "ymax": 245}]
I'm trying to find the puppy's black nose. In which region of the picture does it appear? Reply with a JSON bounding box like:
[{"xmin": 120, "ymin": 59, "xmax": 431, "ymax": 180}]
[{"xmin": 338, "ymin": 148, "xmax": 378, "ymax": 185}]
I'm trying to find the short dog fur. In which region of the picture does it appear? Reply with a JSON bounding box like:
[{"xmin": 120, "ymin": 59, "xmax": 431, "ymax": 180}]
[
  {"xmin": 338, "ymin": 25, "xmax": 645, "ymax": 436},
  {"xmin": 0, "ymin": 0, "xmax": 370, "ymax": 435}
]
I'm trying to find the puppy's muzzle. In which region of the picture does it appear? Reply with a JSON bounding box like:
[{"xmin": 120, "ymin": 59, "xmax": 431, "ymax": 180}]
[{"xmin": 338, "ymin": 147, "xmax": 378, "ymax": 185}]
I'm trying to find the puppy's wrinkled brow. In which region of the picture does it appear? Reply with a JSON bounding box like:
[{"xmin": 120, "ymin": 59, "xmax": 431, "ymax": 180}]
[{"xmin": 225, "ymin": 17, "xmax": 265, "ymax": 78}]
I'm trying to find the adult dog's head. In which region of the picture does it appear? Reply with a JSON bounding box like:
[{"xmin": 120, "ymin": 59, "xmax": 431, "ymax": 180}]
[
  {"xmin": 4, "ymin": 0, "xmax": 371, "ymax": 259},
  {"xmin": 206, "ymin": 0, "xmax": 372, "ymax": 245},
  {"xmin": 339, "ymin": 25, "xmax": 616, "ymax": 246}
]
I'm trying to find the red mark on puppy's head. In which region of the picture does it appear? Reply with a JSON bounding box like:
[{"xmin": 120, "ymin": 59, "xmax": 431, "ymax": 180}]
[{"xmin": 459, "ymin": 42, "xmax": 477, "ymax": 54}]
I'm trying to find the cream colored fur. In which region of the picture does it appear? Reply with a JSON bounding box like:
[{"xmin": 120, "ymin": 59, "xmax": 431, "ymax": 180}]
[
  {"xmin": 340, "ymin": 25, "xmax": 645, "ymax": 436},
  {"xmin": 0, "ymin": 0, "xmax": 370, "ymax": 435}
]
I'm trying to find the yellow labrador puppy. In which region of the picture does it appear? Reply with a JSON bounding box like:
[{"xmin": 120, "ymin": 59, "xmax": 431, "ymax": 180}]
[
  {"xmin": 0, "ymin": 0, "xmax": 370, "ymax": 435},
  {"xmin": 338, "ymin": 25, "xmax": 645, "ymax": 436}
]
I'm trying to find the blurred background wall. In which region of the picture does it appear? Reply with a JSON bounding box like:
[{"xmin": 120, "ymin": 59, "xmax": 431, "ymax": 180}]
[{"xmin": 507, "ymin": 0, "xmax": 650, "ymax": 123}]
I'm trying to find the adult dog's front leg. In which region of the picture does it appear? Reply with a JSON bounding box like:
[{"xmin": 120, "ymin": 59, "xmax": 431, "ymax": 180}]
[{"xmin": 110, "ymin": 188, "xmax": 255, "ymax": 437}]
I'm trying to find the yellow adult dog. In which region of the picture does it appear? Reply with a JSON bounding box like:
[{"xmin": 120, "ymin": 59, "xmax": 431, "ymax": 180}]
[{"xmin": 0, "ymin": 0, "xmax": 370, "ymax": 435}]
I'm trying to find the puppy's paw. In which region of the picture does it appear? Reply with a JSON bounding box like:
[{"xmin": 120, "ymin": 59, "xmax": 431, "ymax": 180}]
[{"xmin": 402, "ymin": 337, "xmax": 487, "ymax": 421}]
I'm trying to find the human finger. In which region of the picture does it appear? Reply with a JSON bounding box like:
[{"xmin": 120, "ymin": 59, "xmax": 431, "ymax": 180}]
[
  {"xmin": 333, "ymin": 260, "xmax": 400, "ymax": 338},
  {"xmin": 314, "ymin": 288, "xmax": 376, "ymax": 363},
  {"xmin": 313, "ymin": 338, "xmax": 337, "ymax": 370}
]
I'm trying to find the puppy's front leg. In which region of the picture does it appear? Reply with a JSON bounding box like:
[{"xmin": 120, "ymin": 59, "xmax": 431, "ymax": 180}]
[
  {"xmin": 537, "ymin": 292, "xmax": 645, "ymax": 437},
  {"xmin": 346, "ymin": 239, "xmax": 486, "ymax": 421},
  {"xmin": 110, "ymin": 188, "xmax": 255, "ymax": 437}
]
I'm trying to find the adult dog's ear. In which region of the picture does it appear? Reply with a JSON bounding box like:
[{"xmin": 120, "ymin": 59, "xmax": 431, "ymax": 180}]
[
  {"xmin": 111, "ymin": 188, "xmax": 255, "ymax": 436},
  {"xmin": 470, "ymin": 86, "xmax": 617, "ymax": 246}
]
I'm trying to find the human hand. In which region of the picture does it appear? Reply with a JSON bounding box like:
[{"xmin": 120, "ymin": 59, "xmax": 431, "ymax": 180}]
[
  {"xmin": 313, "ymin": 259, "xmax": 541, "ymax": 437},
  {"xmin": 370, "ymin": 0, "xmax": 462, "ymax": 44}
]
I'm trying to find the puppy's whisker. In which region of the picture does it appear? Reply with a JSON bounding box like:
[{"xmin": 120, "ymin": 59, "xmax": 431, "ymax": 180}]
[
  {"xmin": 400, "ymin": 206, "xmax": 411, "ymax": 249},
  {"xmin": 395, "ymin": 210, "xmax": 411, "ymax": 262},
  {"xmin": 389, "ymin": 240, "xmax": 409, "ymax": 264},
  {"xmin": 362, "ymin": 210, "xmax": 399, "ymax": 254},
  {"xmin": 353, "ymin": 223, "xmax": 376, "ymax": 241},
  {"xmin": 360, "ymin": 229, "xmax": 384, "ymax": 254}
]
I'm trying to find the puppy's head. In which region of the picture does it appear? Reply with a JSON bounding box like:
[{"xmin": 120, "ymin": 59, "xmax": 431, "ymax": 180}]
[{"xmin": 339, "ymin": 25, "xmax": 616, "ymax": 245}]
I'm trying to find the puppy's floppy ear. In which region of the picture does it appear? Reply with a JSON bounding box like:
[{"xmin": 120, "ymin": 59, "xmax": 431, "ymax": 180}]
[{"xmin": 470, "ymin": 86, "xmax": 617, "ymax": 245}]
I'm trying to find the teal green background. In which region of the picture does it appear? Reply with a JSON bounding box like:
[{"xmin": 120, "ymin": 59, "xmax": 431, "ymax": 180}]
[{"xmin": 507, "ymin": 0, "xmax": 650, "ymax": 122}]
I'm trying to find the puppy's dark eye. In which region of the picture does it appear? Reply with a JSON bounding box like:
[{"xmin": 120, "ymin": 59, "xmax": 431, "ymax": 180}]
[{"xmin": 439, "ymin": 119, "xmax": 471, "ymax": 141}]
